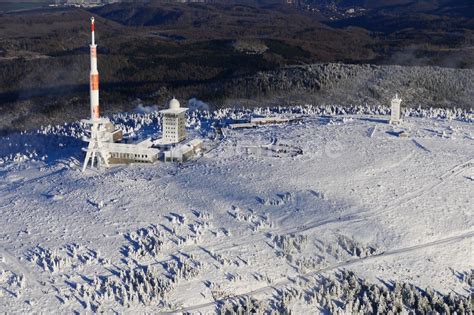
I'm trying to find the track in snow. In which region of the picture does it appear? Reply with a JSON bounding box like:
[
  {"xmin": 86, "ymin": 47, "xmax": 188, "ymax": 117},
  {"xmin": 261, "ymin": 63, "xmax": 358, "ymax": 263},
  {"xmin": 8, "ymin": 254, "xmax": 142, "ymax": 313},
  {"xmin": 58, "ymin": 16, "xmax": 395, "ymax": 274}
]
[
  {"xmin": 172, "ymin": 229, "xmax": 474, "ymax": 313},
  {"xmin": 266, "ymin": 157, "xmax": 474, "ymax": 240}
]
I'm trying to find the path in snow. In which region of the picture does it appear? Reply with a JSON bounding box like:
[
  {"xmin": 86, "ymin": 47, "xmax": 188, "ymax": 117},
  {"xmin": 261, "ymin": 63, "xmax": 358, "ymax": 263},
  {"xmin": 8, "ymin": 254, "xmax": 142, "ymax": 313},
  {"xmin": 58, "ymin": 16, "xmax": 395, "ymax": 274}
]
[{"xmin": 173, "ymin": 229, "xmax": 474, "ymax": 313}]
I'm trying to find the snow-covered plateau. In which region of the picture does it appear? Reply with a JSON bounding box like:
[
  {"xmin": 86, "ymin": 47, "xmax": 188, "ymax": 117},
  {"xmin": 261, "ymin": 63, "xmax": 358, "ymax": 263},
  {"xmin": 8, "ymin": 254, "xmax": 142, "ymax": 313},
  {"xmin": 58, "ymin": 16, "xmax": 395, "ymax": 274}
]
[{"xmin": 0, "ymin": 104, "xmax": 472, "ymax": 313}]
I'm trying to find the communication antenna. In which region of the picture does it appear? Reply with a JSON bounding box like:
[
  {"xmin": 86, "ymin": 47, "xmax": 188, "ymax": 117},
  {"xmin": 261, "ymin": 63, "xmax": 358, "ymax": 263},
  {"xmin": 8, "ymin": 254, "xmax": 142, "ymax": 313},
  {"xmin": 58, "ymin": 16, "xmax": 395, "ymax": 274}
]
[{"xmin": 82, "ymin": 17, "xmax": 110, "ymax": 171}]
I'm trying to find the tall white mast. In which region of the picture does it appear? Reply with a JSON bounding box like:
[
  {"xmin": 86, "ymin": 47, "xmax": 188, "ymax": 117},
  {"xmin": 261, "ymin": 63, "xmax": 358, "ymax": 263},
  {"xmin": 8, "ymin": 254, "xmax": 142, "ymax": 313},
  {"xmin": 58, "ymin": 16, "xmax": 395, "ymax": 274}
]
[
  {"xmin": 82, "ymin": 17, "xmax": 110, "ymax": 172},
  {"xmin": 90, "ymin": 17, "xmax": 100, "ymax": 120}
]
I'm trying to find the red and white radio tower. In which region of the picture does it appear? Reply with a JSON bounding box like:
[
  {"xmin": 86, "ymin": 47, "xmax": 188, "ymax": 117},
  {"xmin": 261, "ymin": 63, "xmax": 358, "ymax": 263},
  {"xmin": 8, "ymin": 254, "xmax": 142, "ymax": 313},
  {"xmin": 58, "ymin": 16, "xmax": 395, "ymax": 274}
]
[
  {"xmin": 82, "ymin": 17, "xmax": 111, "ymax": 171},
  {"xmin": 90, "ymin": 16, "xmax": 100, "ymax": 120}
]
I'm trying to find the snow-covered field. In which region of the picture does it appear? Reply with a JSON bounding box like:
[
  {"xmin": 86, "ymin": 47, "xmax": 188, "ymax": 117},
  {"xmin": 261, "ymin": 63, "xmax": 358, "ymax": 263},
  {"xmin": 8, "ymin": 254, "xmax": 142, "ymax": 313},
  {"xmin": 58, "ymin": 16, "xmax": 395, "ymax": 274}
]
[{"xmin": 0, "ymin": 105, "xmax": 472, "ymax": 313}]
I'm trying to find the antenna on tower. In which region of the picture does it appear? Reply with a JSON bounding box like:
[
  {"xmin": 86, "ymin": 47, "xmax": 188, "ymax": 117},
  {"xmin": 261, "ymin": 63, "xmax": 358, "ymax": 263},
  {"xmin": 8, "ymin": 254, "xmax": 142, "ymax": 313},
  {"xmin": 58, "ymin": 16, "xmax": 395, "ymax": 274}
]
[{"xmin": 91, "ymin": 17, "xmax": 95, "ymax": 46}]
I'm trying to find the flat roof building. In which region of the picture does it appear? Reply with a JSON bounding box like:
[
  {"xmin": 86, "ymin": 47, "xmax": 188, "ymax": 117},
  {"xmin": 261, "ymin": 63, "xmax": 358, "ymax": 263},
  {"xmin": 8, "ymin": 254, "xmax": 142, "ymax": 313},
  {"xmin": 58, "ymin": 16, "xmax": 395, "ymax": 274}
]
[
  {"xmin": 106, "ymin": 141, "xmax": 159, "ymax": 164},
  {"xmin": 164, "ymin": 139, "xmax": 203, "ymax": 162}
]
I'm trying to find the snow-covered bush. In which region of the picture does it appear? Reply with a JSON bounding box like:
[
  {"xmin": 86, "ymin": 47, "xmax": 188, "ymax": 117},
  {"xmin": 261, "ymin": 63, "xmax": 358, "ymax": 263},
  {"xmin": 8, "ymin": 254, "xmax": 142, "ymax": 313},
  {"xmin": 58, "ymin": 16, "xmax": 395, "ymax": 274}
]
[
  {"xmin": 27, "ymin": 246, "xmax": 72, "ymax": 273},
  {"xmin": 123, "ymin": 225, "xmax": 164, "ymax": 259}
]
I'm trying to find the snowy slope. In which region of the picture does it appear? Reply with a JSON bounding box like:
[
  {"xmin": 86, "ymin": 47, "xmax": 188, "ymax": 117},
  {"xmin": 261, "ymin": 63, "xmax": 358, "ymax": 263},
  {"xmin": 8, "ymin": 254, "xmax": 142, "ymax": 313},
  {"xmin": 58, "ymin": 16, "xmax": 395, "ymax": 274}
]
[{"xmin": 0, "ymin": 106, "xmax": 472, "ymax": 313}]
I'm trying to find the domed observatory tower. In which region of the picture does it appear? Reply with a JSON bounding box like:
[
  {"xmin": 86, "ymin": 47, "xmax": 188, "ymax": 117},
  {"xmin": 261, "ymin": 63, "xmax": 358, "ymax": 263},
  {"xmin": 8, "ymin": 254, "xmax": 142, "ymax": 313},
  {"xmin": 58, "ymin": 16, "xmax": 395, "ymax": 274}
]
[{"xmin": 160, "ymin": 98, "xmax": 188, "ymax": 144}]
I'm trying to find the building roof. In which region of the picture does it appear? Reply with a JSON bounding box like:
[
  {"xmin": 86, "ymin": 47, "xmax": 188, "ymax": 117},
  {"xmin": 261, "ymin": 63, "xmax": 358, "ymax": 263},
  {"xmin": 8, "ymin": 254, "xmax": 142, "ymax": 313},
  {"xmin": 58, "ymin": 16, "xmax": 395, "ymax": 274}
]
[
  {"xmin": 229, "ymin": 122, "xmax": 256, "ymax": 129},
  {"xmin": 160, "ymin": 108, "xmax": 188, "ymax": 115},
  {"xmin": 160, "ymin": 97, "xmax": 188, "ymax": 115},
  {"xmin": 251, "ymin": 117, "xmax": 292, "ymax": 124},
  {"xmin": 165, "ymin": 139, "xmax": 203, "ymax": 157},
  {"xmin": 187, "ymin": 139, "xmax": 203, "ymax": 146},
  {"xmin": 102, "ymin": 142, "xmax": 160, "ymax": 155}
]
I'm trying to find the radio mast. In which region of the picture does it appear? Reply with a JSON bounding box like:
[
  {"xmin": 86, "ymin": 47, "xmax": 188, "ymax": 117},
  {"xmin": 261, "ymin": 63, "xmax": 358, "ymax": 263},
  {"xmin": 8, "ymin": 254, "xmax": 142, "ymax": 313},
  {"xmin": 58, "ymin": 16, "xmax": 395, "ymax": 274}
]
[{"xmin": 82, "ymin": 17, "xmax": 110, "ymax": 171}]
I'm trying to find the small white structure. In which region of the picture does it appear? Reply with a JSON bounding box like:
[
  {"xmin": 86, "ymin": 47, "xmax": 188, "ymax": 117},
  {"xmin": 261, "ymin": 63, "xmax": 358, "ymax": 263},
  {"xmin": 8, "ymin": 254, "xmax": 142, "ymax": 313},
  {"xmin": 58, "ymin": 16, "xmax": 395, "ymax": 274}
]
[
  {"xmin": 160, "ymin": 98, "xmax": 188, "ymax": 144},
  {"xmin": 390, "ymin": 94, "xmax": 402, "ymax": 125},
  {"xmin": 229, "ymin": 116, "xmax": 300, "ymax": 129},
  {"xmin": 251, "ymin": 117, "xmax": 294, "ymax": 125},
  {"xmin": 103, "ymin": 121, "xmax": 123, "ymax": 142},
  {"xmin": 164, "ymin": 139, "xmax": 203, "ymax": 162},
  {"xmin": 229, "ymin": 122, "xmax": 257, "ymax": 129},
  {"xmin": 106, "ymin": 141, "xmax": 159, "ymax": 164}
]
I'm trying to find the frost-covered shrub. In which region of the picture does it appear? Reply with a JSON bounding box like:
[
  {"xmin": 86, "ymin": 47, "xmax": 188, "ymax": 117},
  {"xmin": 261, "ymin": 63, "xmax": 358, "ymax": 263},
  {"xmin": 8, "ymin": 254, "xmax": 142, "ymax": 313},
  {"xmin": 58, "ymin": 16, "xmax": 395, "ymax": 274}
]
[
  {"xmin": 228, "ymin": 206, "xmax": 273, "ymax": 231},
  {"xmin": 271, "ymin": 233, "xmax": 308, "ymax": 256},
  {"xmin": 337, "ymin": 234, "xmax": 377, "ymax": 258},
  {"xmin": 123, "ymin": 225, "xmax": 164, "ymax": 259},
  {"xmin": 256, "ymin": 270, "xmax": 471, "ymax": 314},
  {"xmin": 0, "ymin": 270, "xmax": 25, "ymax": 298},
  {"xmin": 163, "ymin": 254, "xmax": 203, "ymax": 282},
  {"xmin": 27, "ymin": 246, "xmax": 72, "ymax": 273},
  {"xmin": 73, "ymin": 265, "xmax": 173, "ymax": 309},
  {"xmin": 216, "ymin": 295, "xmax": 267, "ymax": 315}
]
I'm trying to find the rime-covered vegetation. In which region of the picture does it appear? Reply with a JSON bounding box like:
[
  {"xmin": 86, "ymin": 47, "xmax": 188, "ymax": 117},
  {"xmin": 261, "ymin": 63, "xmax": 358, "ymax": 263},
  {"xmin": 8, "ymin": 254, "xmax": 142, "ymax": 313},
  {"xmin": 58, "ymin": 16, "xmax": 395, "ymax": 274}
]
[
  {"xmin": 216, "ymin": 270, "xmax": 473, "ymax": 314},
  {"xmin": 221, "ymin": 64, "xmax": 474, "ymax": 110}
]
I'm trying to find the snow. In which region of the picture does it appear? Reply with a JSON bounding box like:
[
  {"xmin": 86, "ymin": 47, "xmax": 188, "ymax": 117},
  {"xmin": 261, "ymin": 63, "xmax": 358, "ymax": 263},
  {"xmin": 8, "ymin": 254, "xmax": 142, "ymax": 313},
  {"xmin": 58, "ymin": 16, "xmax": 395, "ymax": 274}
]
[{"xmin": 0, "ymin": 104, "xmax": 472, "ymax": 313}]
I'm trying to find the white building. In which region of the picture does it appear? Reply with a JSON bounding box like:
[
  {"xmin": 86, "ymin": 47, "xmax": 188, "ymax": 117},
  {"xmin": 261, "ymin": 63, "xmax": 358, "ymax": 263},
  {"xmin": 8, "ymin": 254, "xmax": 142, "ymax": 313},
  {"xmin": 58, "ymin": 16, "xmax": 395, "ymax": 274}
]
[
  {"xmin": 106, "ymin": 140, "xmax": 159, "ymax": 164},
  {"xmin": 390, "ymin": 94, "xmax": 402, "ymax": 125},
  {"xmin": 164, "ymin": 139, "xmax": 203, "ymax": 162},
  {"xmin": 160, "ymin": 98, "xmax": 188, "ymax": 144}
]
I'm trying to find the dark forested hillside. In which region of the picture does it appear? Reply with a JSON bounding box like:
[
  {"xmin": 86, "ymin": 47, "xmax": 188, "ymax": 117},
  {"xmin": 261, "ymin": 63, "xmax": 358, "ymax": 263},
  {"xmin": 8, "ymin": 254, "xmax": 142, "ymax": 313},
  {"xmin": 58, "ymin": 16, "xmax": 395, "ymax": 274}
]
[{"xmin": 0, "ymin": 0, "xmax": 472, "ymax": 133}]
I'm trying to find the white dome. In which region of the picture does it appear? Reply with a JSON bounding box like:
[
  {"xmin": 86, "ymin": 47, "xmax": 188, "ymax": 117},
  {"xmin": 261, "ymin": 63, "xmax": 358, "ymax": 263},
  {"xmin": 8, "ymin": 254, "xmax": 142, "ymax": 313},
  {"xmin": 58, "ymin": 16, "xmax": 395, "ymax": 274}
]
[{"xmin": 169, "ymin": 98, "xmax": 180, "ymax": 110}]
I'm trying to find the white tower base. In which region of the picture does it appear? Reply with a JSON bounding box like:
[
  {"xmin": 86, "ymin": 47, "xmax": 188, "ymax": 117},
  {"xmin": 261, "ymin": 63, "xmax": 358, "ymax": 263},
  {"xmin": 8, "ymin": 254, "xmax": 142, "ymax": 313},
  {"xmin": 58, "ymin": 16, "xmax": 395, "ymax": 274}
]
[{"xmin": 82, "ymin": 119, "xmax": 111, "ymax": 172}]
